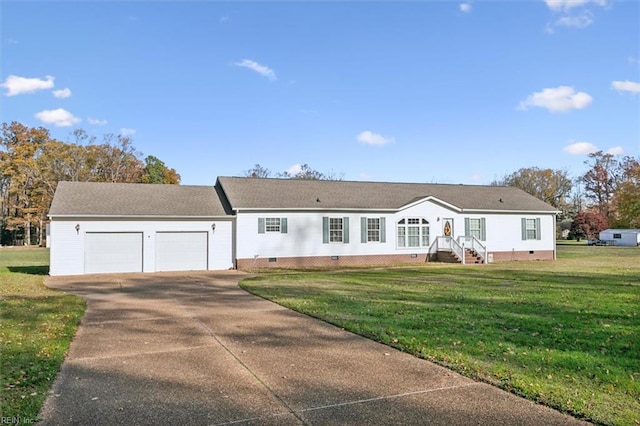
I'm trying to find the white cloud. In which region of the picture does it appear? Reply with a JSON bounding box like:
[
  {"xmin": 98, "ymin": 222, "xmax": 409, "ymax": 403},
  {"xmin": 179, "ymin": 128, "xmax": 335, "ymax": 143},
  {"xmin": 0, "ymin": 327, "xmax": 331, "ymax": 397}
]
[
  {"xmin": 2, "ymin": 75, "xmax": 54, "ymax": 96},
  {"xmin": 611, "ymin": 80, "xmax": 640, "ymax": 94},
  {"xmin": 517, "ymin": 86, "xmax": 593, "ymax": 113},
  {"xmin": 88, "ymin": 117, "xmax": 107, "ymax": 126},
  {"xmin": 234, "ymin": 59, "xmax": 277, "ymax": 80},
  {"xmin": 35, "ymin": 108, "xmax": 81, "ymax": 127},
  {"xmin": 554, "ymin": 10, "xmax": 593, "ymax": 28},
  {"xmin": 459, "ymin": 3, "xmax": 472, "ymax": 13},
  {"xmin": 286, "ymin": 164, "xmax": 302, "ymax": 175},
  {"xmin": 544, "ymin": 0, "xmax": 606, "ymax": 33},
  {"xmin": 120, "ymin": 128, "xmax": 136, "ymax": 136},
  {"xmin": 356, "ymin": 130, "xmax": 395, "ymax": 146},
  {"xmin": 629, "ymin": 56, "xmax": 640, "ymax": 65},
  {"xmin": 607, "ymin": 146, "xmax": 624, "ymax": 155},
  {"xmin": 563, "ymin": 142, "xmax": 625, "ymax": 155},
  {"xmin": 563, "ymin": 141, "xmax": 598, "ymax": 155},
  {"xmin": 219, "ymin": 15, "xmax": 229, "ymax": 23},
  {"xmin": 52, "ymin": 88, "xmax": 72, "ymax": 99},
  {"xmin": 544, "ymin": 0, "xmax": 606, "ymax": 12},
  {"xmin": 359, "ymin": 172, "xmax": 372, "ymax": 180}
]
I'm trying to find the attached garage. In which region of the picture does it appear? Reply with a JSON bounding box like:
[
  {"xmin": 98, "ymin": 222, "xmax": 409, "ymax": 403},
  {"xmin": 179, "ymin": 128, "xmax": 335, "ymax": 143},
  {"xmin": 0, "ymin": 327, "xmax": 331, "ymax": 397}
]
[
  {"xmin": 156, "ymin": 232, "xmax": 208, "ymax": 272},
  {"xmin": 85, "ymin": 232, "xmax": 143, "ymax": 274},
  {"xmin": 48, "ymin": 182, "xmax": 234, "ymax": 276}
]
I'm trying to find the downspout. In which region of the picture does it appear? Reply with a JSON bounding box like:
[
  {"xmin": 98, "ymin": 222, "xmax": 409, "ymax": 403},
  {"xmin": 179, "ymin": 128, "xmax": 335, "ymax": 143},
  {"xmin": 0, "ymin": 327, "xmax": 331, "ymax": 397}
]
[{"xmin": 553, "ymin": 214, "xmax": 557, "ymax": 260}]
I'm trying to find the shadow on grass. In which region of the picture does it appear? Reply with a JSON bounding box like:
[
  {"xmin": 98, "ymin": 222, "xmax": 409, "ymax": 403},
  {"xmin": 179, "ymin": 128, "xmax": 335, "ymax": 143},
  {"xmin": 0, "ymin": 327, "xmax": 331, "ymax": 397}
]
[
  {"xmin": 7, "ymin": 265, "xmax": 50, "ymax": 275},
  {"xmin": 1, "ymin": 294, "xmax": 84, "ymax": 419}
]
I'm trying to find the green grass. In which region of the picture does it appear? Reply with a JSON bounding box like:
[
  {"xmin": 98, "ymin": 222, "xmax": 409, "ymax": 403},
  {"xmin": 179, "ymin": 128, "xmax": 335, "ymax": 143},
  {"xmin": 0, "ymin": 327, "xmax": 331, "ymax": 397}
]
[
  {"xmin": 240, "ymin": 245, "xmax": 640, "ymax": 425},
  {"xmin": 0, "ymin": 248, "xmax": 85, "ymax": 420}
]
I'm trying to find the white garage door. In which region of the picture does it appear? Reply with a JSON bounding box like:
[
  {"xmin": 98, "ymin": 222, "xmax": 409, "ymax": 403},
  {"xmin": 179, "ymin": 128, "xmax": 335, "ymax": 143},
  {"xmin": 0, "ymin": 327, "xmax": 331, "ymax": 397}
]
[
  {"xmin": 156, "ymin": 232, "xmax": 208, "ymax": 272},
  {"xmin": 85, "ymin": 232, "xmax": 143, "ymax": 274}
]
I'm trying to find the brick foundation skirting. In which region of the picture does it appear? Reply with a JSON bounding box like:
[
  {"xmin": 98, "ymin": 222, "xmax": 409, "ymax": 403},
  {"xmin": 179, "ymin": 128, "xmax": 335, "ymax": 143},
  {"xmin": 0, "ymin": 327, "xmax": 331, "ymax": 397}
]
[
  {"xmin": 488, "ymin": 250, "xmax": 555, "ymax": 262},
  {"xmin": 236, "ymin": 250, "xmax": 555, "ymax": 270},
  {"xmin": 237, "ymin": 253, "xmax": 431, "ymax": 270}
]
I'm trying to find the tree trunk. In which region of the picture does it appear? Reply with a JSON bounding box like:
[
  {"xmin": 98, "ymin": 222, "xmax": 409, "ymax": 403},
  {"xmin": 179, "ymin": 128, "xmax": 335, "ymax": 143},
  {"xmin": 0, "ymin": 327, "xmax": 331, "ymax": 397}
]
[{"xmin": 25, "ymin": 215, "xmax": 31, "ymax": 246}]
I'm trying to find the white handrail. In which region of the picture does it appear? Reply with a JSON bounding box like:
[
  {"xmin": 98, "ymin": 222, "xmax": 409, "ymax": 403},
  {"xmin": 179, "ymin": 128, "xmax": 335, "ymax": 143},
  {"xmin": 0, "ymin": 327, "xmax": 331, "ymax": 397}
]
[
  {"xmin": 451, "ymin": 238, "xmax": 465, "ymax": 264},
  {"xmin": 434, "ymin": 236, "xmax": 465, "ymax": 264},
  {"xmin": 432, "ymin": 235, "xmax": 487, "ymax": 264},
  {"xmin": 457, "ymin": 236, "xmax": 487, "ymax": 264}
]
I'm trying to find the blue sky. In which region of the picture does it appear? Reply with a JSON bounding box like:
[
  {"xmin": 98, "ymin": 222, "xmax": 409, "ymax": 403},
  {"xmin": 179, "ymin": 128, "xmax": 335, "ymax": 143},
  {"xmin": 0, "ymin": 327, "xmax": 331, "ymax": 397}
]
[{"xmin": 2, "ymin": 0, "xmax": 638, "ymax": 186}]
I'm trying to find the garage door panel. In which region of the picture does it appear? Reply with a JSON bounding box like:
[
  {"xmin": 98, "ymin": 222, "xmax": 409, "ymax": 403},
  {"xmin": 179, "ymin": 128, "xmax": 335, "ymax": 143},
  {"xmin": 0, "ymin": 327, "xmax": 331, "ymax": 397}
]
[
  {"xmin": 156, "ymin": 232, "xmax": 208, "ymax": 272},
  {"xmin": 85, "ymin": 233, "xmax": 143, "ymax": 274}
]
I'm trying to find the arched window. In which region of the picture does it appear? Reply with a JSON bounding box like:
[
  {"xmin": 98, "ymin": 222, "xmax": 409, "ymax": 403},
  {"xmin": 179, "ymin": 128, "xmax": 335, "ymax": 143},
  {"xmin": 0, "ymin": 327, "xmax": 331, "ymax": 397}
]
[{"xmin": 397, "ymin": 218, "xmax": 429, "ymax": 248}]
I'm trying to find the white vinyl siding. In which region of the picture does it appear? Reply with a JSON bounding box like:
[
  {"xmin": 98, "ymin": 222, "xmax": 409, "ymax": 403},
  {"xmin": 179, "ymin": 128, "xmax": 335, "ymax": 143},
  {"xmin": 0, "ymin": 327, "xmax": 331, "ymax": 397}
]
[
  {"xmin": 232, "ymin": 210, "xmax": 556, "ymax": 264},
  {"xmin": 156, "ymin": 232, "xmax": 208, "ymax": 272},
  {"xmin": 85, "ymin": 232, "xmax": 143, "ymax": 274},
  {"xmin": 50, "ymin": 220, "xmax": 233, "ymax": 276}
]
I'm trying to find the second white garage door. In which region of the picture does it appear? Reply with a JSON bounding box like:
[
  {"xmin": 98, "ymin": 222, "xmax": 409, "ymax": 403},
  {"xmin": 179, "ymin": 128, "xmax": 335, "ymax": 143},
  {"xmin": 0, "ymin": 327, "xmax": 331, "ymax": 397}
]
[{"xmin": 156, "ymin": 232, "xmax": 208, "ymax": 272}]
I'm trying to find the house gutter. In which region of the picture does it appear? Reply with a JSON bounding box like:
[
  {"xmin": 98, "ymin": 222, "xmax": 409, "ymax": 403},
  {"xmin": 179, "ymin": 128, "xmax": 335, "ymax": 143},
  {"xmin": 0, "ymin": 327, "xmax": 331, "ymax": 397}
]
[
  {"xmin": 233, "ymin": 207, "xmax": 561, "ymax": 214},
  {"xmin": 48, "ymin": 214, "xmax": 233, "ymax": 220}
]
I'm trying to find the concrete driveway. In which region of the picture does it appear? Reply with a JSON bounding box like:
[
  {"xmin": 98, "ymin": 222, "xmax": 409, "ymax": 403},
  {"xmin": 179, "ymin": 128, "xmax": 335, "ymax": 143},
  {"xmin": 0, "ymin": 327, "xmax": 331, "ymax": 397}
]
[{"xmin": 41, "ymin": 271, "xmax": 588, "ymax": 425}]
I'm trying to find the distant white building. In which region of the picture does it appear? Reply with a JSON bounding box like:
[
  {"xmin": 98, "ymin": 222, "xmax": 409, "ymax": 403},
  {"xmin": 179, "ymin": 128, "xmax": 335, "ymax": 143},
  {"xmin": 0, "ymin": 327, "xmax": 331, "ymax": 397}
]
[{"xmin": 599, "ymin": 229, "xmax": 640, "ymax": 247}]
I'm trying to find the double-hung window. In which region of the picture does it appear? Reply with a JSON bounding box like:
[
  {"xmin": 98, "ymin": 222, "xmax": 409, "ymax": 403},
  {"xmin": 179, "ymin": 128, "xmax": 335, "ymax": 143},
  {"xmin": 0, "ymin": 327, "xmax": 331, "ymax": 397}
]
[
  {"xmin": 322, "ymin": 217, "xmax": 350, "ymax": 243},
  {"xmin": 360, "ymin": 217, "xmax": 386, "ymax": 243},
  {"xmin": 329, "ymin": 218, "xmax": 343, "ymax": 242},
  {"xmin": 265, "ymin": 218, "xmax": 281, "ymax": 233},
  {"xmin": 521, "ymin": 218, "xmax": 541, "ymax": 240},
  {"xmin": 258, "ymin": 218, "xmax": 288, "ymax": 234},
  {"xmin": 397, "ymin": 218, "xmax": 429, "ymax": 248},
  {"xmin": 464, "ymin": 218, "xmax": 486, "ymax": 241}
]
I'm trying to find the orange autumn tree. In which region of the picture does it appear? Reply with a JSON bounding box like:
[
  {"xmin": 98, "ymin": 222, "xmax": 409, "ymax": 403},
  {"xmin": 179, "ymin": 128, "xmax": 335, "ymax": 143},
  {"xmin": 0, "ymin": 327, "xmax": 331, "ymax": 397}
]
[{"xmin": 0, "ymin": 121, "xmax": 180, "ymax": 245}]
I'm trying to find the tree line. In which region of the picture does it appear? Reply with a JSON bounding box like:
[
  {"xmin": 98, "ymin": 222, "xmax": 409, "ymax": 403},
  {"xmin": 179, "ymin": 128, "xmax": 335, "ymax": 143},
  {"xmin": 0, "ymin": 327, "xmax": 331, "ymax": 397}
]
[
  {"xmin": 490, "ymin": 153, "xmax": 640, "ymax": 239},
  {"xmin": 2, "ymin": 121, "xmax": 638, "ymax": 246},
  {"xmin": 0, "ymin": 122, "xmax": 180, "ymax": 246},
  {"xmin": 243, "ymin": 163, "xmax": 344, "ymax": 180}
]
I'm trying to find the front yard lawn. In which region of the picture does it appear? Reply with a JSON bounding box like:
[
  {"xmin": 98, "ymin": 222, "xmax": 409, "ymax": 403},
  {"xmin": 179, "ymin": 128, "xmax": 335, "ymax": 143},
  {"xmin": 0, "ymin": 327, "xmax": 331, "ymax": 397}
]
[
  {"xmin": 0, "ymin": 248, "xmax": 85, "ymax": 420},
  {"xmin": 240, "ymin": 245, "xmax": 640, "ymax": 425}
]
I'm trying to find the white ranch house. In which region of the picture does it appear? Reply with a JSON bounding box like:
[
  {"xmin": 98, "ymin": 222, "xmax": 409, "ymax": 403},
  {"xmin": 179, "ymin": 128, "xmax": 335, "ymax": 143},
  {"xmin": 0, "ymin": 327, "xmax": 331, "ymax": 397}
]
[{"xmin": 48, "ymin": 177, "xmax": 560, "ymax": 276}]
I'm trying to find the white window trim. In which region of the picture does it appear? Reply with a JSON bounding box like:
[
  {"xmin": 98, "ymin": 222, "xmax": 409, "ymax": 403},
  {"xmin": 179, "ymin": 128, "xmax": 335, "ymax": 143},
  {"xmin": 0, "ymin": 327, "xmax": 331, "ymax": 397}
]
[
  {"xmin": 367, "ymin": 218, "xmax": 380, "ymax": 242},
  {"xmin": 258, "ymin": 217, "xmax": 288, "ymax": 234},
  {"xmin": 397, "ymin": 218, "xmax": 430, "ymax": 249},
  {"xmin": 521, "ymin": 217, "xmax": 541, "ymax": 241},
  {"xmin": 329, "ymin": 217, "xmax": 343, "ymax": 243}
]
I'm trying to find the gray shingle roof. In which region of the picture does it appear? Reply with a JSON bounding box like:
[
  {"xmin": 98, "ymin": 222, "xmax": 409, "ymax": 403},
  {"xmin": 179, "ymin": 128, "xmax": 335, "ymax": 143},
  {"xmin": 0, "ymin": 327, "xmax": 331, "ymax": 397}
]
[
  {"xmin": 216, "ymin": 177, "xmax": 559, "ymax": 212},
  {"xmin": 49, "ymin": 181, "xmax": 228, "ymax": 217}
]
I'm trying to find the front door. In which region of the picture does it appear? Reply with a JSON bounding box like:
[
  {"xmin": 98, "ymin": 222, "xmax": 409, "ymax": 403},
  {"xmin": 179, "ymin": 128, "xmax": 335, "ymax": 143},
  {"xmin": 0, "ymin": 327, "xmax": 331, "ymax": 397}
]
[{"xmin": 442, "ymin": 218, "xmax": 453, "ymax": 237}]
